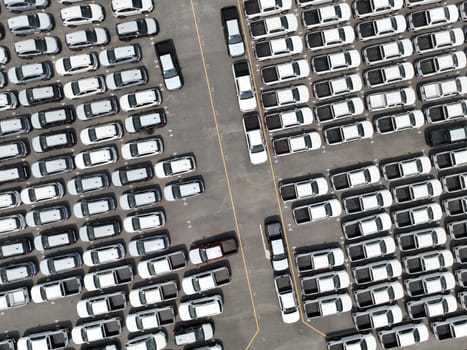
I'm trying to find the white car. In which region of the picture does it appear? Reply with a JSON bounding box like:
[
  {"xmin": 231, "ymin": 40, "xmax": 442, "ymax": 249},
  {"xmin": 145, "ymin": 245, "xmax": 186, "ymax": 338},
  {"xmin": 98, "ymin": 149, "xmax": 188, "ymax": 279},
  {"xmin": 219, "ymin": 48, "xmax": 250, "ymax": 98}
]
[
  {"xmin": 64, "ymin": 76, "xmax": 106, "ymax": 100},
  {"xmin": 274, "ymin": 274, "xmax": 300, "ymax": 324},
  {"xmin": 0, "ymin": 287, "xmax": 29, "ymax": 311},
  {"xmin": 99, "ymin": 44, "xmax": 141, "ymax": 67},
  {"xmin": 83, "ymin": 243, "xmax": 125, "ymax": 267},
  {"xmin": 232, "ymin": 61, "xmax": 256, "ymax": 112},
  {"xmin": 125, "ymin": 110, "xmax": 166, "ymax": 133},
  {"xmin": 414, "ymin": 28, "xmax": 464, "ymax": 54},
  {"xmin": 55, "ymin": 52, "xmax": 99, "ymax": 76},
  {"xmin": 313, "ymin": 74, "xmax": 362, "ymax": 100},
  {"xmin": 255, "ymin": 35, "xmax": 303, "ymax": 61},
  {"xmin": 261, "ymin": 59, "xmax": 310, "ymax": 85},
  {"xmin": 137, "ymin": 251, "xmax": 186, "ymax": 279},
  {"xmin": 324, "ymin": 120, "xmax": 373, "ymax": 145},
  {"xmin": 364, "ymin": 62, "xmax": 415, "ymax": 88},
  {"xmin": 65, "ymin": 28, "xmax": 109, "ymax": 50},
  {"xmin": 396, "ymin": 227, "xmax": 446, "ymax": 252},
  {"xmin": 0, "ymin": 190, "xmax": 21, "ymax": 210},
  {"xmin": 375, "ymin": 110, "xmax": 424, "ymax": 134},
  {"xmin": 243, "ymin": 0, "xmax": 292, "ymax": 19},
  {"xmin": 105, "ymin": 67, "xmax": 148, "ymax": 91},
  {"xmin": 61, "ymin": 4, "xmax": 104, "ymax": 26},
  {"xmin": 154, "ymin": 155, "xmax": 196, "ymax": 178},
  {"xmin": 128, "ymin": 234, "xmax": 169, "ymax": 257},
  {"xmin": 306, "ymin": 26, "xmax": 354, "ymax": 51},
  {"xmin": 366, "ymin": 87, "xmax": 416, "ymax": 111},
  {"xmin": 356, "ymin": 15, "xmax": 406, "ymax": 41},
  {"xmin": 129, "ymin": 280, "xmax": 178, "ymax": 307},
  {"xmin": 0, "ymin": 214, "xmax": 25, "ymax": 234},
  {"xmin": 126, "ymin": 333, "xmax": 167, "ymax": 350},
  {"xmin": 120, "ymin": 187, "xmax": 161, "ymax": 210},
  {"xmin": 112, "ymin": 0, "xmax": 153, "ymax": 17},
  {"xmin": 121, "ymin": 137, "xmax": 163, "ymax": 160},
  {"xmin": 0, "ymin": 47, "xmax": 8, "ymax": 64},
  {"xmin": 119, "ymin": 88, "xmax": 162, "ymax": 112},
  {"xmin": 39, "ymin": 252, "xmax": 82, "ymax": 276},
  {"xmin": 416, "ymin": 51, "xmax": 467, "ymax": 77},
  {"xmin": 80, "ymin": 122, "xmax": 123, "ymax": 145},
  {"xmin": 17, "ymin": 330, "xmax": 69, "ymax": 350},
  {"xmin": 67, "ymin": 172, "xmax": 109, "ymax": 196},
  {"xmin": 295, "ymin": 247, "xmax": 344, "ymax": 272},
  {"xmin": 76, "ymin": 291, "xmax": 126, "ymax": 318},
  {"xmin": 327, "ymin": 333, "xmax": 377, "ymax": 350},
  {"xmin": 378, "ymin": 323, "xmax": 429, "ymax": 349},
  {"xmin": 73, "ymin": 196, "xmax": 116, "ymax": 218},
  {"xmin": 408, "ymin": 5, "xmax": 458, "ymax": 31},
  {"xmin": 420, "ymin": 77, "xmax": 467, "ymax": 102},
  {"xmin": 126, "ymin": 306, "xmax": 175, "ymax": 332},
  {"xmin": 74, "ymin": 147, "xmax": 118, "ymax": 169},
  {"xmin": 353, "ymin": 0, "xmax": 403, "ymax": 18},
  {"xmin": 164, "ymin": 179, "xmax": 205, "ymax": 201},
  {"xmin": 0, "ymin": 92, "xmax": 18, "ymax": 111},
  {"xmin": 363, "ymin": 38, "xmax": 413, "ymax": 65},
  {"xmin": 20, "ymin": 182, "xmax": 64, "ymax": 205},
  {"xmin": 124, "ymin": 211, "xmax": 166, "ymax": 233},
  {"xmin": 25, "ymin": 205, "xmax": 69, "ymax": 227},
  {"xmin": 8, "ymin": 13, "xmax": 53, "ymax": 36},
  {"xmin": 311, "ymin": 49, "xmax": 360, "ymax": 75},
  {"xmin": 250, "ymin": 14, "xmax": 298, "ymax": 40},
  {"xmin": 178, "ymin": 295, "xmax": 223, "ymax": 321},
  {"xmin": 302, "ymin": 3, "xmax": 351, "ymax": 29},
  {"xmin": 71, "ymin": 318, "xmax": 122, "ymax": 345}
]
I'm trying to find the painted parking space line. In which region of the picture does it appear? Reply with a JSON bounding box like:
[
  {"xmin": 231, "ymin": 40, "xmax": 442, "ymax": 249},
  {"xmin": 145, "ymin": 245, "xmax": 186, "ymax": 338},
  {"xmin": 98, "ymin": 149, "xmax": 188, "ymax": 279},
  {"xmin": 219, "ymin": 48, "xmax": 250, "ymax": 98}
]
[
  {"xmin": 234, "ymin": 0, "xmax": 327, "ymax": 338},
  {"xmin": 190, "ymin": 1, "xmax": 260, "ymax": 349}
]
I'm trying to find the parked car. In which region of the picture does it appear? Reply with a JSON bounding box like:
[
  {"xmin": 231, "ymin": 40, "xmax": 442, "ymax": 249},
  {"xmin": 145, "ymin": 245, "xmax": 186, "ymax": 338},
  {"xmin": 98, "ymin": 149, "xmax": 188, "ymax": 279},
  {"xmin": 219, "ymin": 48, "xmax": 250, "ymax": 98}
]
[
  {"xmin": 178, "ymin": 295, "xmax": 223, "ymax": 321},
  {"xmin": 250, "ymin": 14, "xmax": 297, "ymax": 41},
  {"xmin": 4, "ymin": 0, "xmax": 49, "ymax": 12},
  {"xmin": 356, "ymin": 15, "xmax": 406, "ymax": 41},
  {"xmin": 420, "ymin": 77, "xmax": 467, "ymax": 102},
  {"xmin": 31, "ymin": 155, "xmax": 74, "ymax": 178},
  {"xmin": 8, "ymin": 61, "xmax": 52, "ymax": 85},
  {"xmin": 74, "ymin": 147, "xmax": 118, "ymax": 169},
  {"xmin": 364, "ymin": 62, "xmax": 414, "ymax": 88},
  {"xmin": 31, "ymin": 106, "xmax": 75, "ymax": 129},
  {"xmin": 80, "ymin": 122, "xmax": 123, "ymax": 146},
  {"xmin": 55, "ymin": 52, "xmax": 99, "ymax": 76},
  {"xmin": 111, "ymin": 163, "xmax": 153, "ymax": 187},
  {"xmin": 0, "ymin": 261, "xmax": 36, "ymax": 285},
  {"xmin": 313, "ymin": 74, "xmax": 362, "ymax": 100},
  {"xmin": 60, "ymin": 4, "xmax": 104, "ymax": 27},
  {"xmin": 18, "ymin": 83, "xmax": 63, "ymax": 107},
  {"xmin": 39, "ymin": 251, "xmax": 82, "ymax": 276},
  {"xmin": 25, "ymin": 204, "xmax": 69, "ymax": 227},
  {"xmin": 413, "ymin": 28, "xmax": 464, "ymax": 54},
  {"xmin": 416, "ymin": 51, "xmax": 466, "ymax": 77},
  {"xmin": 124, "ymin": 211, "xmax": 166, "ymax": 233},
  {"xmin": 311, "ymin": 50, "xmax": 360, "ymax": 75},
  {"xmin": 14, "ymin": 37, "xmax": 60, "ymax": 58},
  {"xmin": 106, "ymin": 67, "xmax": 147, "ymax": 90},
  {"xmin": 120, "ymin": 187, "xmax": 161, "ymax": 210},
  {"xmin": 64, "ymin": 76, "xmax": 106, "ymax": 100},
  {"xmin": 31, "ymin": 130, "xmax": 75, "ymax": 153},
  {"xmin": 363, "ymin": 39, "xmax": 413, "ymax": 65},
  {"xmin": 232, "ymin": 60, "xmax": 256, "ymax": 112},
  {"xmin": 21, "ymin": 181, "xmax": 64, "ymax": 204},
  {"xmin": 120, "ymin": 87, "xmax": 162, "ymax": 111},
  {"xmin": 408, "ymin": 5, "xmax": 458, "ymax": 31},
  {"xmin": 0, "ymin": 92, "xmax": 18, "ymax": 111},
  {"xmin": 221, "ymin": 6, "xmax": 244, "ymax": 57},
  {"xmin": 155, "ymin": 40, "xmax": 183, "ymax": 90},
  {"xmin": 126, "ymin": 333, "xmax": 167, "ymax": 350},
  {"xmin": 327, "ymin": 333, "xmax": 376, "ymax": 350},
  {"xmin": 0, "ymin": 287, "xmax": 29, "ymax": 311},
  {"xmin": 302, "ymin": 3, "xmax": 350, "ymax": 28},
  {"xmin": 274, "ymin": 274, "xmax": 299, "ymax": 324},
  {"xmin": 154, "ymin": 155, "xmax": 196, "ymax": 178},
  {"xmin": 378, "ymin": 323, "xmax": 428, "ymax": 349},
  {"xmin": 71, "ymin": 317, "xmax": 122, "ymax": 345},
  {"xmin": 125, "ymin": 109, "xmax": 166, "ymax": 133},
  {"xmin": 8, "ymin": 13, "xmax": 53, "ymax": 36},
  {"xmin": 375, "ymin": 111, "xmax": 424, "ymax": 134},
  {"xmin": 17, "ymin": 329, "xmax": 69, "ymax": 350},
  {"xmin": 295, "ymin": 247, "xmax": 344, "ymax": 272},
  {"xmin": 67, "ymin": 172, "xmax": 109, "ymax": 195},
  {"xmin": 73, "ymin": 196, "xmax": 116, "ymax": 218},
  {"xmin": 353, "ymin": 0, "xmax": 402, "ymax": 18},
  {"xmin": 255, "ymin": 35, "xmax": 303, "ymax": 61},
  {"xmin": 76, "ymin": 97, "xmax": 118, "ymax": 120},
  {"xmin": 381, "ymin": 155, "xmax": 431, "ymax": 180},
  {"xmin": 121, "ymin": 137, "xmax": 163, "ymax": 160},
  {"xmin": 366, "ymin": 87, "xmax": 416, "ymax": 112},
  {"xmin": 111, "ymin": 0, "xmax": 153, "ymax": 17},
  {"xmin": 174, "ymin": 322, "xmax": 213, "ymax": 346},
  {"xmin": 34, "ymin": 228, "xmax": 77, "ymax": 251},
  {"xmin": 243, "ymin": 0, "xmax": 292, "ymax": 19},
  {"xmin": 189, "ymin": 237, "xmax": 238, "ymax": 264},
  {"xmin": 324, "ymin": 120, "xmax": 373, "ymax": 145},
  {"xmin": 65, "ymin": 28, "xmax": 109, "ymax": 50},
  {"xmin": 116, "ymin": 18, "xmax": 158, "ymax": 40},
  {"xmin": 76, "ymin": 291, "xmax": 126, "ymax": 318},
  {"xmin": 425, "ymin": 99, "xmax": 467, "ymax": 124},
  {"xmin": 99, "ymin": 44, "xmax": 141, "ymax": 67},
  {"xmin": 79, "ymin": 219, "xmax": 121, "ymax": 242},
  {"xmin": 164, "ymin": 179, "xmax": 205, "ymax": 201},
  {"xmin": 127, "ymin": 233, "xmax": 169, "ymax": 257},
  {"xmin": 306, "ymin": 26, "xmax": 354, "ymax": 51}
]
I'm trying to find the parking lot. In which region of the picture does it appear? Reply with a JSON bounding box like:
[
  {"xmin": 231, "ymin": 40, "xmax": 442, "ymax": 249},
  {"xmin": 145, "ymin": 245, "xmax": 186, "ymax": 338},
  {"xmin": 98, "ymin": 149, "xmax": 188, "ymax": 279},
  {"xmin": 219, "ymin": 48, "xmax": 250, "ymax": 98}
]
[{"xmin": 1, "ymin": 0, "xmax": 467, "ymax": 349}]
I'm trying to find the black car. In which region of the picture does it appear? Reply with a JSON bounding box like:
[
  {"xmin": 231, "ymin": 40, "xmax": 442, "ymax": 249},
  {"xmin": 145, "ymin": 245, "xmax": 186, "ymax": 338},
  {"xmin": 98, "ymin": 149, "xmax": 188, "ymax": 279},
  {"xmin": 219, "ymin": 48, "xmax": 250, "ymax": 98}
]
[
  {"xmin": 154, "ymin": 40, "xmax": 183, "ymax": 90},
  {"xmin": 427, "ymin": 122, "xmax": 467, "ymax": 147}
]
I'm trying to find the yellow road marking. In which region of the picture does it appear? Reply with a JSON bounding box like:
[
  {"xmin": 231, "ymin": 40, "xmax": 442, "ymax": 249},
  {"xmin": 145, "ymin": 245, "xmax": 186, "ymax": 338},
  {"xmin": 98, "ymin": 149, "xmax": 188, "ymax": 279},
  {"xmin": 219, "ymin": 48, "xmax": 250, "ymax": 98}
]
[
  {"xmin": 190, "ymin": 1, "xmax": 260, "ymax": 349},
  {"xmin": 234, "ymin": 0, "xmax": 326, "ymax": 338}
]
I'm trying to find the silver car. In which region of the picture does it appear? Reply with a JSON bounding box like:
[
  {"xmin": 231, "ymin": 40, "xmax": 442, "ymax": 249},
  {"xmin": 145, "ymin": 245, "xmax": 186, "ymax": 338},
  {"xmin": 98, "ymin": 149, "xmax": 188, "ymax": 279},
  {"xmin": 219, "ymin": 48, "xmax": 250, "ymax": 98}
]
[{"xmin": 8, "ymin": 13, "xmax": 53, "ymax": 36}]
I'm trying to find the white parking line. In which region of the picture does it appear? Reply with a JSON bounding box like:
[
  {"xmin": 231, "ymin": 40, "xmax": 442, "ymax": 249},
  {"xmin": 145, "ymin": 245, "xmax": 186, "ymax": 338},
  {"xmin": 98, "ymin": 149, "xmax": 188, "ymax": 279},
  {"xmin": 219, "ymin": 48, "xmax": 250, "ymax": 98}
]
[{"xmin": 258, "ymin": 224, "xmax": 270, "ymax": 260}]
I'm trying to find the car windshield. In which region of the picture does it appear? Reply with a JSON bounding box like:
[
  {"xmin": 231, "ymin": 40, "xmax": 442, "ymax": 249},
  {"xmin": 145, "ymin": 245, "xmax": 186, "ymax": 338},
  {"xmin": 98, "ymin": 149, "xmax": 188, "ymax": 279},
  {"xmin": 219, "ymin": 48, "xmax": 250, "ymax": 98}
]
[
  {"xmin": 240, "ymin": 90, "xmax": 253, "ymax": 100},
  {"xmin": 163, "ymin": 163, "xmax": 173, "ymax": 175},
  {"xmin": 164, "ymin": 67, "xmax": 178, "ymax": 79},
  {"xmin": 128, "ymin": 94, "xmax": 137, "ymax": 107},
  {"xmin": 81, "ymin": 5, "xmax": 92, "ymax": 18},
  {"xmin": 63, "ymin": 58, "xmax": 72, "ymax": 71},
  {"xmin": 85, "ymin": 30, "xmax": 97, "ymax": 42},
  {"xmin": 27, "ymin": 14, "xmax": 39, "ymax": 27},
  {"xmin": 251, "ymin": 144, "xmax": 264, "ymax": 153},
  {"xmin": 34, "ymin": 38, "xmax": 46, "ymax": 51},
  {"xmin": 137, "ymin": 20, "xmax": 148, "ymax": 33}
]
